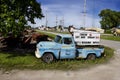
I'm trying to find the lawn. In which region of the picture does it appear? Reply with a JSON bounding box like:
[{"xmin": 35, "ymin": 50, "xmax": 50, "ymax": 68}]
[
  {"xmin": 0, "ymin": 30, "xmax": 115, "ymax": 71},
  {"xmin": 101, "ymin": 35, "xmax": 120, "ymax": 41},
  {"xmin": 0, "ymin": 47, "xmax": 114, "ymax": 71},
  {"xmin": 0, "ymin": 29, "xmax": 114, "ymax": 71},
  {"xmin": 37, "ymin": 29, "xmax": 120, "ymax": 41},
  {"xmin": 37, "ymin": 30, "xmax": 56, "ymax": 39}
]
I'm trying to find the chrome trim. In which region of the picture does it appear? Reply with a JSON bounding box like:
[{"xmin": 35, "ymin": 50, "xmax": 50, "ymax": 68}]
[{"xmin": 35, "ymin": 48, "xmax": 41, "ymax": 58}]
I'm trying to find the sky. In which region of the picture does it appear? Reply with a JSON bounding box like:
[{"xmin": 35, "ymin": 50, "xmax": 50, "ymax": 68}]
[{"xmin": 32, "ymin": 0, "xmax": 120, "ymax": 28}]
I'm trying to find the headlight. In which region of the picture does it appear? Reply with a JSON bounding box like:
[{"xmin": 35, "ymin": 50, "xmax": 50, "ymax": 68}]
[{"xmin": 40, "ymin": 44, "xmax": 42, "ymax": 47}]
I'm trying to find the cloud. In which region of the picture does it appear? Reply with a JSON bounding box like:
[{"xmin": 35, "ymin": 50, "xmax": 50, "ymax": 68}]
[
  {"xmin": 32, "ymin": 4, "xmax": 101, "ymax": 28},
  {"xmin": 33, "ymin": 0, "xmax": 119, "ymax": 28}
]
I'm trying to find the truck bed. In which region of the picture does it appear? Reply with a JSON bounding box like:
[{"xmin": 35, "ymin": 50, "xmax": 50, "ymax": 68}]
[{"xmin": 76, "ymin": 45, "xmax": 104, "ymax": 59}]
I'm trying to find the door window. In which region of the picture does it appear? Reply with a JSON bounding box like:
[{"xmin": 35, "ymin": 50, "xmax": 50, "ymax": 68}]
[{"xmin": 63, "ymin": 38, "xmax": 72, "ymax": 45}]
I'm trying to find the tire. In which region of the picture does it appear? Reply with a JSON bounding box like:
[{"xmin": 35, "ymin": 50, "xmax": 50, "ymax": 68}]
[
  {"xmin": 87, "ymin": 54, "xmax": 96, "ymax": 60},
  {"xmin": 42, "ymin": 53, "xmax": 54, "ymax": 63}
]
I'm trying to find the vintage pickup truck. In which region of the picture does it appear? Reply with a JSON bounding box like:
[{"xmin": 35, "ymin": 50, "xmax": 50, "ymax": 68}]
[{"xmin": 35, "ymin": 34, "xmax": 104, "ymax": 63}]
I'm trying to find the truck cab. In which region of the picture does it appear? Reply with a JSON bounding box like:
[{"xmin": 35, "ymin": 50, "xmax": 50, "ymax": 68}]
[{"xmin": 35, "ymin": 34, "xmax": 104, "ymax": 63}]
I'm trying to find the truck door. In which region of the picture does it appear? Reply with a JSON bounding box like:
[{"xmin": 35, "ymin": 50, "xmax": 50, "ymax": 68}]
[{"xmin": 60, "ymin": 37, "xmax": 76, "ymax": 59}]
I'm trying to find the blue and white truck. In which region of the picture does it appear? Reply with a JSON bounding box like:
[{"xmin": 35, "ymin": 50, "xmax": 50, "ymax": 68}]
[{"xmin": 35, "ymin": 33, "xmax": 104, "ymax": 63}]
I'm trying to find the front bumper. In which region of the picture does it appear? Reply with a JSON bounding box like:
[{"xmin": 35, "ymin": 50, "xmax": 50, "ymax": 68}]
[{"xmin": 35, "ymin": 48, "xmax": 41, "ymax": 58}]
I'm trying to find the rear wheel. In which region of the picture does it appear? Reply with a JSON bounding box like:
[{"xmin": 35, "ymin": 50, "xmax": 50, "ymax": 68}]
[
  {"xmin": 42, "ymin": 53, "xmax": 54, "ymax": 63},
  {"xmin": 87, "ymin": 54, "xmax": 96, "ymax": 60}
]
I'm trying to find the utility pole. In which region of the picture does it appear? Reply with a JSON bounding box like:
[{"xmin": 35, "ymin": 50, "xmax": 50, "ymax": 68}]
[
  {"xmin": 62, "ymin": 16, "xmax": 64, "ymax": 27},
  {"xmin": 55, "ymin": 15, "xmax": 58, "ymax": 31},
  {"xmin": 45, "ymin": 10, "xmax": 48, "ymax": 27},
  {"xmin": 92, "ymin": 0, "xmax": 95, "ymax": 27},
  {"xmin": 56, "ymin": 15, "xmax": 58, "ymax": 27},
  {"xmin": 62, "ymin": 16, "xmax": 64, "ymax": 31},
  {"xmin": 83, "ymin": 0, "xmax": 87, "ymax": 28}
]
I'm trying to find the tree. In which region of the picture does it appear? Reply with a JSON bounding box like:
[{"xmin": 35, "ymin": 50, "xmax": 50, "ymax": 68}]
[
  {"xmin": 0, "ymin": 0, "xmax": 44, "ymax": 37},
  {"xmin": 99, "ymin": 9, "xmax": 120, "ymax": 30}
]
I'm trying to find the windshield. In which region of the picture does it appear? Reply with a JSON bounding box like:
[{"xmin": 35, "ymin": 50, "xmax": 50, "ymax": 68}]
[{"xmin": 54, "ymin": 35, "xmax": 62, "ymax": 43}]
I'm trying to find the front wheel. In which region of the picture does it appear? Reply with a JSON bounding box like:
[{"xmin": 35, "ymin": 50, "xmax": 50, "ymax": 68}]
[
  {"xmin": 42, "ymin": 53, "xmax": 54, "ymax": 63},
  {"xmin": 87, "ymin": 54, "xmax": 96, "ymax": 60}
]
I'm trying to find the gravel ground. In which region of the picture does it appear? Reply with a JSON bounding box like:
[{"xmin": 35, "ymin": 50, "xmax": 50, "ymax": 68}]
[{"xmin": 0, "ymin": 36, "xmax": 120, "ymax": 80}]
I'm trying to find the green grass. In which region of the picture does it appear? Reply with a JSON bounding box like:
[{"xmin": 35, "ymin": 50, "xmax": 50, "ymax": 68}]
[
  {"xmin": 37, "ymin": 29, "xmax": 120, "ymax": 41},
  {"xmin": 36, "ymin": 30, "xmax": 56, "ymax": 39},
  {"xmin": 48, "ymin": 30, "xmax": 70, "ymax": 34},
  {"xmin": 0, "ymin": 47, "xmax": 114, "ymax": 71},
  {"xmin": 104, "ymin": 29, "xmax": 112, "ymax": 34},
  {"xmin": 0, "ymin": 30, "xmax": 115, "ymax": 71},
  {"xmin": 101, "ymin": 35, "xmax": 120, "ymax": 41}
]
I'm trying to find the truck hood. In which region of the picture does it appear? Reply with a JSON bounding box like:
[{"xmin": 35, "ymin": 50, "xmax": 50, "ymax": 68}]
[{"xmin": 37, "ymin": 41, "xmax": 58, "ymax": 48}]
